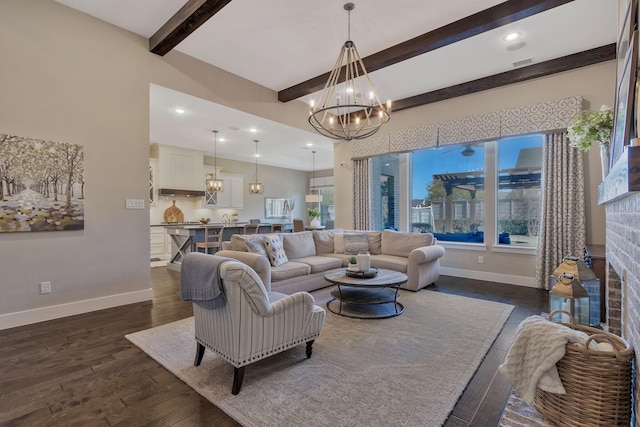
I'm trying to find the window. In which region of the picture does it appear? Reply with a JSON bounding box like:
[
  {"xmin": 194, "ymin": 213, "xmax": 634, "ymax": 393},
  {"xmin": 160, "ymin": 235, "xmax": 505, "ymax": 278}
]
[
  {"xmin": 411, "ymin": 144, "xmax": 485, "ymax": 242},
  {"xmin": 317, "ymin": 186, "xmax": 335, "ymax": 229},
  {"xmin": 371, "ymin": 154, "xmax": 400, "ymax": 231},
  {"xmin": 496, "ymin": 135, "xmax": 542, "ymax": 247}
]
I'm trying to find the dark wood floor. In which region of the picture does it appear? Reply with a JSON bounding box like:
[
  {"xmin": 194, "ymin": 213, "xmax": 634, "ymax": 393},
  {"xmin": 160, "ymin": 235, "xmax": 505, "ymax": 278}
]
[{"xmin": 0, "ymin": 268, "xmax": 547, "ymax": 426}]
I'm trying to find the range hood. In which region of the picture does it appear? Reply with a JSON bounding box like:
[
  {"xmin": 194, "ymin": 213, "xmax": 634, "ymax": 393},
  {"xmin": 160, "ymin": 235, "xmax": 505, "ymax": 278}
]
[{"xmin": 158, "ymin": 188, "xmax": 205, "ymax": 197}]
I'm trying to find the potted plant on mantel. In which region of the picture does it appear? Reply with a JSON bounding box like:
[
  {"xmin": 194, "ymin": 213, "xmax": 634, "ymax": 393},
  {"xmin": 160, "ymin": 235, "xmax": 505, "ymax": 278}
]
[
  {"xmin": 567, "ymin": 105, "xmax": 613, "ymax": 181},
  {"xmin": 308, "ymin": 207, "xmax": 321, "ymax": 227}
]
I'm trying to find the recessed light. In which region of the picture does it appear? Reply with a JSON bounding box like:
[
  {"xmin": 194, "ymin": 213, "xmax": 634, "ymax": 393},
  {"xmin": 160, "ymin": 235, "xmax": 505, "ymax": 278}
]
[
  {"xmin": 306, "ymin": 143, "xmax": 314, "ymax": 147},
  {"xmin": 249, "ymin": 128, "xmax": 257, "ymax": 133},
  {"xmin": 175, "ymin": 108, "xmax": 185, "ymax": 114},
  {"xmin": 504, "ymin": 32, "xmax": 520, "ymax": 42}
]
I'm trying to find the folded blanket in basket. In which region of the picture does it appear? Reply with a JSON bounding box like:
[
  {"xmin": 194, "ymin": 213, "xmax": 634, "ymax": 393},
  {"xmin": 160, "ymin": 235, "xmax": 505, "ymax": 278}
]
[{"xmin": 498, "ymin": 315, "xmax": 591, "ymax": 404}]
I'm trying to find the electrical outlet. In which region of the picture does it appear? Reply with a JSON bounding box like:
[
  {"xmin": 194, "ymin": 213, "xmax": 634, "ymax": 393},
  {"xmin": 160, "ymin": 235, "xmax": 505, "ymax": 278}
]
[
  {"xmin": 477, "ymin": 256, "xmax": 484, "ymax": 264},
  {"xmin": 40, "ymin": 281, "xmax": 51, "ymax": 294}
]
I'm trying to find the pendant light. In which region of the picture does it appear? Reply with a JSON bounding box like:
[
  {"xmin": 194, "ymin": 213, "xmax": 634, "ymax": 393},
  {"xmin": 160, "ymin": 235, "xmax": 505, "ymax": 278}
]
[
  {"xmin": 206, "ymin": 130, "xmax": 224, "ymax": 192},
  {"xmin": 305, "ymin": 150, "xmax": 323, "ymax": 202},
  {"xmin": 248, "ymin": 139, "xmax": 264, "ymax": 194},
  {"xmin": 308, "ymin": 2, "xmax": 391, "ymax": 141}
]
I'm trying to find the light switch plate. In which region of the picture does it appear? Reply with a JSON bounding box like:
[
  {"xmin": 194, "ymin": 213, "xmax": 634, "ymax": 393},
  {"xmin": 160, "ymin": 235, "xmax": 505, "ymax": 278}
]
[{"xmin": 125, "ymin": 199, "xmax": 145, "ymax": 209}]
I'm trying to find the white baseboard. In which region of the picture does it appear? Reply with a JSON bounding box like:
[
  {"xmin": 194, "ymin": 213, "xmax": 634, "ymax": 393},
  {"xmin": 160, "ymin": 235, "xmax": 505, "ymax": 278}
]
[
  {"xmin": 440, "ymin": 267, "xmax": 537, "ymax": 288},
  {"xmin": 0, "ymin": 289, "xmax": 153, "ymax": 331}
]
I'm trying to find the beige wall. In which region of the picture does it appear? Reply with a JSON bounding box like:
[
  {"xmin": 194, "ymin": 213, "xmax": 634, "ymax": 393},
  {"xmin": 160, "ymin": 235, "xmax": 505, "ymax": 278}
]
[
  {"xmin": 0, "ymin": 0, "xmax": 311, "ymax": 329},
  {"xmin": 334, "ymin": 61, "xmax": 615, "ymax": 285}
]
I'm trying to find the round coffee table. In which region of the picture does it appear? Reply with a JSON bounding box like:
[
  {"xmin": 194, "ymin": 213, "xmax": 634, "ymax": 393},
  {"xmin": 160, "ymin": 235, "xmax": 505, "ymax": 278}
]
[{"xmin": 323, "ymin": 268, "xmax": 407, "ymax": 319}]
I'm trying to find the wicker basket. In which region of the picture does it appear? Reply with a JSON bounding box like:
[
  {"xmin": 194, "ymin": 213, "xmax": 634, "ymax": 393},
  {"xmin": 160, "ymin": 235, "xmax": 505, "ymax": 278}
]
[{"xmin": 534, "ymin": 311, "xmax": 634, "ymax": 426}]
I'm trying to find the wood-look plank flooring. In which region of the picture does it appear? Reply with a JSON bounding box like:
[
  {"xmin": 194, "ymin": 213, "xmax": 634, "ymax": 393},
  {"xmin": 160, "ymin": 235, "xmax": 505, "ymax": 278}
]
[{"xmin": 0, "ymin": 268, "xmax": 546, "ymax": 426}]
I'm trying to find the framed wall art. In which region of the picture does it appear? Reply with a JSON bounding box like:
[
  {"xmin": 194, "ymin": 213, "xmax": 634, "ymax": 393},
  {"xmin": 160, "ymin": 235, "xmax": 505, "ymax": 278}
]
[
  {"xmin": 0, "ymin": 134, "xmax": 85, "ymax": 232},
  {"xmin": 618, "ymin": 0, "xmax": 636, "ymax": 80},
  {"xmin": 611, "ymin": 31, "xmax": 638, "ymax": 168},
  {"xmin": 265, "ymin": 197, "xmax": 288, "ymax": 219}
]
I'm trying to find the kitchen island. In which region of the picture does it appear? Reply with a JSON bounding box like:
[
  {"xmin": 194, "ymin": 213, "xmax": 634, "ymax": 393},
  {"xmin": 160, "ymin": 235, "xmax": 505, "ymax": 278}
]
[{"xmin": 163, "ymin": 223, "xmax": 291, "ymax": 271}]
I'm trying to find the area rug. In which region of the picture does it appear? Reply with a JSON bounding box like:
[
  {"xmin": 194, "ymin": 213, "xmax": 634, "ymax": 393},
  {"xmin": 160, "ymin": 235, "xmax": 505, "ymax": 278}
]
[{"xmin": 125, "ymin": 289, "xmax": 513, "ymax": 427}]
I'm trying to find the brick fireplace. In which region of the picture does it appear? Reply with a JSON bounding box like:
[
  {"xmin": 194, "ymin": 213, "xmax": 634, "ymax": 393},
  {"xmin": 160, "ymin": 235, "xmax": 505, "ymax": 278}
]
[{"xmin": 601, "ymin": 147, "xmax": 640, "ymax": 421}]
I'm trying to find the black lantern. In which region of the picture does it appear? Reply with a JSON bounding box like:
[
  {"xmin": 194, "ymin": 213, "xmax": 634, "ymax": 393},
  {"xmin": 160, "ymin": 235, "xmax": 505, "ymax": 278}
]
[{"xmin": 549, "ymin": 273, "xmax": 590, "ymax": 325}]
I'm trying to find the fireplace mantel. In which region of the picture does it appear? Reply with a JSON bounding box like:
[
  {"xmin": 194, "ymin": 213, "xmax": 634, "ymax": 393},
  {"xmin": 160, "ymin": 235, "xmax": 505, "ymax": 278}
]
[{"xmin": 598, "ymin": 146, "xmax": 640, "ymax": 205}]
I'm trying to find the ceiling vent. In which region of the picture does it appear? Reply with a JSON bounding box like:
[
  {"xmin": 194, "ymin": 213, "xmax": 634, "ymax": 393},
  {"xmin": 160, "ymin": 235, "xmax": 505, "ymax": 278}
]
[{"xmin": 513, "ymin": 57, "xmax": 533, "ymax": 68}]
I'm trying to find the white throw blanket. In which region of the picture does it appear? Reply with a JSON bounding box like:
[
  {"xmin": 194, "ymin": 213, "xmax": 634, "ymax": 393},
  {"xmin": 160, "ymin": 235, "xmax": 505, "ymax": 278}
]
[{"xmin": 498, "ymin": 315, "xmax": 592, "ymax": 404}]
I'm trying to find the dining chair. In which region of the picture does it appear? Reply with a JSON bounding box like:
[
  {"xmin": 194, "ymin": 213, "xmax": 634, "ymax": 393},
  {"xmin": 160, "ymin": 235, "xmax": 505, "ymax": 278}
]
[
  {"xmin": 194, "ymin": 225, "xmax": 224, "ymax": 254},
  {"xmin": 243, "ymin": 223, "xmax": 259, "ymax": 234}
]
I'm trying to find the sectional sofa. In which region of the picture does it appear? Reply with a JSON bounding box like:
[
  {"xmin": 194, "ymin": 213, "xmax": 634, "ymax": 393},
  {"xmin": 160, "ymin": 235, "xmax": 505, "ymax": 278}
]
[{"xmin": 216, "ymin": 229, "xmax": 445, "ymax": 295}]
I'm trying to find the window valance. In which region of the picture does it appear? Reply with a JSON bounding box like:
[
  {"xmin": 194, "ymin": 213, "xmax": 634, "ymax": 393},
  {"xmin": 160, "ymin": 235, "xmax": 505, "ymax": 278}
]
[{"xmin": 351, "ymin": 96, "xmax": 583, "ymax": 159}]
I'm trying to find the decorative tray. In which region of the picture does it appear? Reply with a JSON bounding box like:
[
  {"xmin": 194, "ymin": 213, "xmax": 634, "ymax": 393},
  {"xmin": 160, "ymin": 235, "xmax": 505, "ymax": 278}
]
[{"xmin": 345, "ymin": 268, "xmax": 378, "ymax": 278}]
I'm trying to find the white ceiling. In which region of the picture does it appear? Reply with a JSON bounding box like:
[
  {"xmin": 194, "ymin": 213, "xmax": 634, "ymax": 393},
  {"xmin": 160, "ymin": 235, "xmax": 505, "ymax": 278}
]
[{"xmin": 55, "ymin": 0, "xmax": 616, "ymax": 171}]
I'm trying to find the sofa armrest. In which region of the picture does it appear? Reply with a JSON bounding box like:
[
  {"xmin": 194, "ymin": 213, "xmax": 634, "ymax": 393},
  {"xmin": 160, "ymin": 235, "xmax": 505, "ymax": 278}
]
[
  {"xmin": 216, "ymin": 250, "xmax": 272, "ymax": 292},
  {"xmin": 408, "ymin": 245, "xmax": 445, "ymax": 264},
  {"xmin": 405, "ymin": 245, "xmax": 446, "ymax": 291}
]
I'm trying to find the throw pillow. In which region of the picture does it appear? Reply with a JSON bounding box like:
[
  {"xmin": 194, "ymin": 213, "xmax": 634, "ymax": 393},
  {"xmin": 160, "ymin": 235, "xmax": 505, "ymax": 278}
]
[
  {"xmin": 245, "ymin": 238, "xmax": 267, "ymax": 257},
  {"xmin": 343, "ymin": 232, "xmax": 370, "ymax": 255},
  {"xmin": 230, "ymin": 233, "xmax": 264, "ymax": 252},
  {"xmin": 262, "ymin": 234, "xmax": 289, "ymax": 267},
  {"xmin": 282, "ymin": 231, "xmax": 315, "ymax": 259},
  {"xmin": 313, "ymin": 229, "xmax": 338, "ymax": 254}
]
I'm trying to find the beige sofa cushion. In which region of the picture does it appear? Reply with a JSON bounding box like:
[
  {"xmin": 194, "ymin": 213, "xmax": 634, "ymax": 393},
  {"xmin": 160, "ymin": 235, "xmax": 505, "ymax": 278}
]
[
  {"xmin": 381, "ymin": 230, "xmax": 434, "ymax": 257},
  {"xmin": 291, "ymin": 256, "xmax": 342, "ymax": 273},
  {"xmin": 368, "ymin": 231, "xmax": 382, "ymax": 255},
  {"xmin": 282, "ymin": 231, "xmax": 316, "ymax": 259},
  {"xmin": 313, "ymin": 229, "xmax": 338, "ymax": 254},
  {"xmin": 271, "ymin": 261, "xmax": 311, "ymax": 281}
]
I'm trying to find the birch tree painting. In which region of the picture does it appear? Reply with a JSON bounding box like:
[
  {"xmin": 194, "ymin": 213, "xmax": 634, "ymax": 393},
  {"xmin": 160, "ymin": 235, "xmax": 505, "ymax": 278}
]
[{"xmin": 0, "ymin": 134, "xmax": 85, "ymax": 232}]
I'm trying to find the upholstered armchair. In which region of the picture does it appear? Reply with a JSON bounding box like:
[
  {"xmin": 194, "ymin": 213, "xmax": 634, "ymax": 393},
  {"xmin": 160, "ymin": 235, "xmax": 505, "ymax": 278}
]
[{"xmin": 187, "ymin": 256, "xmax": 326, "ymax": 394}]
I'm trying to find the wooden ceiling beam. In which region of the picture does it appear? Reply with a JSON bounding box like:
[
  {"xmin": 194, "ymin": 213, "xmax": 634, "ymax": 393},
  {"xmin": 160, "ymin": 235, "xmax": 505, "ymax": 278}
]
[
  {"xmin": 391, "ymin": 44, "xmax": 616, "ymax": 112},
  {"xmin": 149, "ymin": 0, "xmax": 232, "ymax": 56},
  {"xmin": 278, "ymin": 0, "xmax": 574, "ymax": 103}
]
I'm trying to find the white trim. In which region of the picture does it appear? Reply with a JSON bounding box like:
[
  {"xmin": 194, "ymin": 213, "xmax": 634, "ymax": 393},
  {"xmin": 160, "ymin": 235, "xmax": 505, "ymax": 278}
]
[
  {"xmin": 440, "ymin": 267, "xmax": 537, "ymax": 288},
  {"xmin": 493, "ymin": 244, "xmax": 536, "ymax": 255},
  {"xmin": 0, "ymin": 289, "xmax": 153, "ymax": 331},
  {"xmin": 438, "ymin": 242, "xmax": 487, "ymax": 251}
]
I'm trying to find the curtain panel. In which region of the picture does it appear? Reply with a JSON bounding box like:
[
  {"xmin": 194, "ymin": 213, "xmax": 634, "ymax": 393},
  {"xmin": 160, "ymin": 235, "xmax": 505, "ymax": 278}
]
[
  {"xmin": 535, "ymin": 131, "xmax": 586, "ymax": 289},
  {"xmin": 352, "ymin": 158, "xmax": 372, "ymax": 230}
]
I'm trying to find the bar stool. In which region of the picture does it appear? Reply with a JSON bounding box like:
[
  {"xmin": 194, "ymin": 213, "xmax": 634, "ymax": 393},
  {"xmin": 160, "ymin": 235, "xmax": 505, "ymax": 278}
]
[
  {"xmin": 194, "ymin": 225, "xmax": 224, "ymax": 254},
  {"xmin": 293, "ymin": 219, "xmax": 304, "ymax": 232},
  {"xmin": 271, "ymin": 223, "xmax": 285, "ymax": 232},
  {"xmin": 244, "ymin": 223, "xmax": 259, "ymax": 234}
]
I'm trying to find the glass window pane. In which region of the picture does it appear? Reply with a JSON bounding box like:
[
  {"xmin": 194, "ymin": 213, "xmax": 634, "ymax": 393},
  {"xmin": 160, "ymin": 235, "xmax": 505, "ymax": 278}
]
[
  {"xmin": 412, "ymin": 144, "xmax": 485, "ymax": 242},
  {"xmin": 318, "ymin": 187, "xmax": 334, "ymax": 229},
  {"xmin": 497, "ymin": 135, "xmax": 542, "ymax": 246},
  {"xmin": 371, "ymin": 154, "xmax": 400, "ymax": 231}
]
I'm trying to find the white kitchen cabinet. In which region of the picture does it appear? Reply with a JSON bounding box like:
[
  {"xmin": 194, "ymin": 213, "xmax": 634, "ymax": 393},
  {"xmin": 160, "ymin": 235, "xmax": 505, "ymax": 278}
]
[
  {"xmin": 156, "ymin": 145, "xmax": 203, "ymax": 191},
  {"xmin": 150, "ymin": 226, "xmax": 168, "ymax": 260},
  {"xmin": 203, "ymin": 167, "xmax": 243, "ymax": 209}
]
